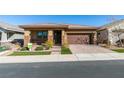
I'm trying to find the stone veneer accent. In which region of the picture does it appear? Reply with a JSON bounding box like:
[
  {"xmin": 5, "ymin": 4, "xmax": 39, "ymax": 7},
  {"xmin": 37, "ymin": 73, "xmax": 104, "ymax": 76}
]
[
  {"xmin": 93, "ymin": 32, "xmax": 97, "ymax": 44},
  {"xmin": 61, "ymin": 30, "xmax": 64, "ymax": 45},
  {"xmin": 24, "ymin": 31, "xmax": 31, "ymax": 47},
  {"xmin": 48, "ymin": 30, "xmax": 53, "ymax": 42}
]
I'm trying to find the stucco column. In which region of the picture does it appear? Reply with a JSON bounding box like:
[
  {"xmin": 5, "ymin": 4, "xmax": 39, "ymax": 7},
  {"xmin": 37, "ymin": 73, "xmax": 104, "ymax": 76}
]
[
  {"xmin": 1, "ymin": 31, "xmax": 7, "ymax": 42},
  {"xmin": 108, "ymin": 29, "xmax": 113, "ymax": 46},
  {"xmin": 93, "ymin": 32, "xmax": 97, "ymax": 44},
  {"xmin": 48, "ymin": 30, "xmax": 53, "ymax": 42},
  {"xmin": 24, "ymin": 31, "xmax": 31, "ymax": 47},
  {"xmin": 62, "ymin": 30, "xmax": 67, "ymax": 45}
]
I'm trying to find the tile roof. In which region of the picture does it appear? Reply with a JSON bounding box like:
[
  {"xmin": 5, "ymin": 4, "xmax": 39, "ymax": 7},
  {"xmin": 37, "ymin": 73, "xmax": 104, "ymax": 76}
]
[
  {"xmin": 20, "ymin": 23, "xmax": 98, "ymax": 29},
  {"xmin": 98, "ymin": 19, "xmax": 124, "ymax": 30},
  {"xmin": 0, "ymin": 21, "xmax": 24, "ymax": 33}
]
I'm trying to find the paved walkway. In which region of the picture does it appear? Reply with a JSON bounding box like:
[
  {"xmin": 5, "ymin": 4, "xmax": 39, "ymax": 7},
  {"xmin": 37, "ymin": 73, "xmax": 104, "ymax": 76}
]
[
  {"xmin": 51, "ymin": 46, "xmax": 61, "ymax": 55},
  {"xmin": 69, "ymin": 44, "xmax": 114, "ymax": 54},
  {"xmin": 0, "ymin": 53, "xmax": 124, "ymax": 63}
]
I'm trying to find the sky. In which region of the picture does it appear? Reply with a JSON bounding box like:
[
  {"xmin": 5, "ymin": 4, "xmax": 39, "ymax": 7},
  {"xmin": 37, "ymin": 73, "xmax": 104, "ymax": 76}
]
[{"xmin": 0, "ymin": 15, "xmax": 124, "ymax": 26}]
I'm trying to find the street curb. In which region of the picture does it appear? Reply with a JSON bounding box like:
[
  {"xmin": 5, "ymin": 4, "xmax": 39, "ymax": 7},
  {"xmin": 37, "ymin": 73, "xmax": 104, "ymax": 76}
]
[{"xmin": 0, "ymin": 53, "xmax": 124, "ymax": 63}]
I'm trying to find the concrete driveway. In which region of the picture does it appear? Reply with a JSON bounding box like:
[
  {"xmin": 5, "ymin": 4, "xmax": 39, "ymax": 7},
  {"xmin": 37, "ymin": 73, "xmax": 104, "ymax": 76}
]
[{"xmin": 69, "ymin": 44, "xmax": 114, "ymax": 54}]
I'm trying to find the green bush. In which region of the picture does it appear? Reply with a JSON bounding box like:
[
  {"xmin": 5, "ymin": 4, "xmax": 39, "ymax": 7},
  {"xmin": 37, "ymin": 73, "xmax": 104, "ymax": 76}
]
[
  {"xmin": 61, "ymin": 46, "xmax": 72, "ymax": 54},
  {"xmin": 9, "ymin": 51, "xmax": 51, "ymax": 56},
  {"xmin": 20, "ymin": 47, "xmax": 29, "ymax": 51},
  {"xmin": 35, "ymin": 46, "xmax": 43, "ymax": 51},
  {"xmin": 0, "ymin": 46, "xmax": 8, "ymax": 52}
]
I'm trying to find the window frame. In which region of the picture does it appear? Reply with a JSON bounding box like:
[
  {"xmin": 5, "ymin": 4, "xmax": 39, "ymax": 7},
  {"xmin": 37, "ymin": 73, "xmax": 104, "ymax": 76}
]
[{"xmin": 37, "ymin": 30, "xmax": 48, "ymax": 39}]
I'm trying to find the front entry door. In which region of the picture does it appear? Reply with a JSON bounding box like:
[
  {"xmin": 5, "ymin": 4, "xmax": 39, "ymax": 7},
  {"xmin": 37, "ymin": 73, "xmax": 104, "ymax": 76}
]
[{"xmin": 53, "ymin": 30, "xmax": 61, "ymax": 45}]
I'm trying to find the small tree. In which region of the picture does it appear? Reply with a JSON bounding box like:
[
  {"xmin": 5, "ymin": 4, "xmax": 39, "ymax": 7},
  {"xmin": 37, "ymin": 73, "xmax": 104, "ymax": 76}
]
[{"xmin": 112, "ymin": 25, "xmax": 124, "ymax": 47}]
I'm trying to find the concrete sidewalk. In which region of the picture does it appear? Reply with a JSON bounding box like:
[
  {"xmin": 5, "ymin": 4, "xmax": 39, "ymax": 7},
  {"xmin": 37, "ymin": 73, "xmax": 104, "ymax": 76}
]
[
  {"xmin": 0, "ymin": 53, "xmax": 124, "ymax": 63},
  {"xmin": 0, "ymin": 50, "xmax": 13, "ymax": 56}
]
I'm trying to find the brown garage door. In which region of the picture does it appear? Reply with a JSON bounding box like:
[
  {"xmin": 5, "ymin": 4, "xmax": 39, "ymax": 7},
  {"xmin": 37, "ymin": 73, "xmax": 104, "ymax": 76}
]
[{"xmin": 67, "ymin": 33, "xmax": 90, "ymax": 44}]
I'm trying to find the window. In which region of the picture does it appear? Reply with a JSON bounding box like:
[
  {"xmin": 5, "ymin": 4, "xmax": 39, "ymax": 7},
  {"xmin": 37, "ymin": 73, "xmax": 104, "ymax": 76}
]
[
  {"xmin": 37, "ymin": 31, "xmax": 48, "ymax": 39},
  {"xmin": 7, "ymin": 32, "xmax": 14, "ymax": 39}
]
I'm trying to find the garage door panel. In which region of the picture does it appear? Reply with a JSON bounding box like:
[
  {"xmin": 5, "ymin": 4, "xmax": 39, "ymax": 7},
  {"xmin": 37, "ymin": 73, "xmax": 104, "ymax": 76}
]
[{"xmin": 67, "ymin": 34, "xmax": 90, "ymax": 44}]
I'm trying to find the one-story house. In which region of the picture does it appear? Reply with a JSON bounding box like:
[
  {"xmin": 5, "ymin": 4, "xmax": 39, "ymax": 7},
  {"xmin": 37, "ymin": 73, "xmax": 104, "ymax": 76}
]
[
  {"xmin": 97, "ymin": 19, "xmax": 124, "ymax": 46},
  {"xmin": 5, "ymin": 19, "xmax": 123, "ymax": 47},
  {"xmin": 0, "ymin": 21, "xmax": 24, "ymax": 45},
  {"xmin": 20, "ymin": 23, "xmax": 98, "ymax": 46}
]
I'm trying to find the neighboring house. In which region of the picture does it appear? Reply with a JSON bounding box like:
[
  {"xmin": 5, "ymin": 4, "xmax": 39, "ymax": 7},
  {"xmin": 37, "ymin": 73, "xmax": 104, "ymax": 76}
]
[
  {"xmin": 0, "ymin": 22, "xmax": 24, "ymax": 45},
  {"xmin": 20, "ymin": 23, "xmax": 98, "ymax": 46},
  {"xmin": 98, "ymin": 19, "xmax": 124, "ymax": 46}
]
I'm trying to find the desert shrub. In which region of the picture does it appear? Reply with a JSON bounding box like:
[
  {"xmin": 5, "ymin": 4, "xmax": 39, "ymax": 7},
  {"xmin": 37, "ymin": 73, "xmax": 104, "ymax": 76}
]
[
  {"xmin": 45, "ymin": 40, "xmax": 53, "ymax": 48},
  {"xmin": 44, "ymin": 45, "xmax": 50, "ymax": 50},
  {"xmin": 42, "ymin": 43, "xmax": 50, "ymax": 50},
  {"xmin": 20, "ymin": 47, "xmax": 29, "ymax": 51},
  {"xmin": 35, "ymin": 46, "xmax": 43, "ymax": 51}
]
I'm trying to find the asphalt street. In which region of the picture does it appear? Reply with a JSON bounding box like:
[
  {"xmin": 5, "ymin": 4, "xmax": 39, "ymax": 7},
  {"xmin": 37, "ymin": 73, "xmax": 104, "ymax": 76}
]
[{"xmin": 0, "ymin": 60, "xmax": 124, "ymax": 78}]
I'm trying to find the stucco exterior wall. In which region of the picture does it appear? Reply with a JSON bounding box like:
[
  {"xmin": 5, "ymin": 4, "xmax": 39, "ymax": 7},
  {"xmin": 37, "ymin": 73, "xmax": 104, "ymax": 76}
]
[
  {"xmin": 98, "ymin": 30, "xmax": 108, "ymax": 44},
  {"xmin": 0, "ymin": 29, "xmax": 24, "ymax": 42},
  {"xmin": 30, "ymin": 31, "xmax": 37, "ymax": 40},
  {"xmin": 0, "ymin": 29, "xmax": 7, "ymax": 42},
  {"xmin": 66, "ymin": 30, "xmax": 96, "ymax": 34}
]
